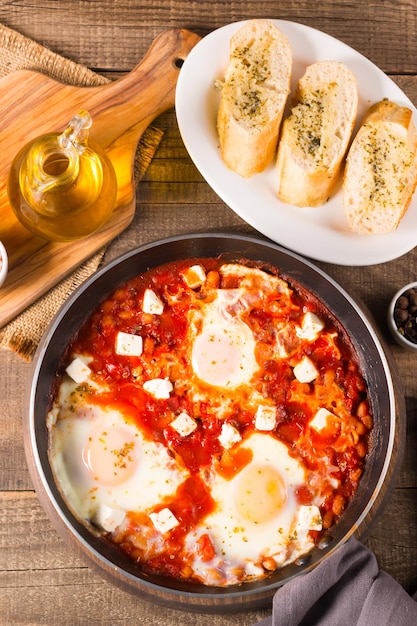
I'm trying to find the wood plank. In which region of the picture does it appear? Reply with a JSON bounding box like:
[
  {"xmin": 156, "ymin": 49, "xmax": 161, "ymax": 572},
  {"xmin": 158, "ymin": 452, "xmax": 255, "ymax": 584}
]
[
  {"xmin": 0, "ymin": 350, "xmax": 31, "ymax": 491},
  {"xmin": 0, "ymin": 579, "xmax": 270, "ymax": 626},
  {"xmin": 364, "ymin": 489, "xmax": 417, "ymax": 594},
  {"xmin": 0, "ymin": 1, "xmax": 416, "ymax": 75}
]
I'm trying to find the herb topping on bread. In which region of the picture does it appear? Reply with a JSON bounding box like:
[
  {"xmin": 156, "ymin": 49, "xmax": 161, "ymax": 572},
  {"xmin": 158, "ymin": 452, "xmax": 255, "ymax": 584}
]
[
  {"xmin": 216, "ymin": 20, "xmax": 292, "ymax": 178},
  {"xmin": 343, "ymin": 99, "xmax": 417, "ymax": 234},
  {"xmin": 275, "ymin": 60, "xmax": 358, "ymax": 207}
]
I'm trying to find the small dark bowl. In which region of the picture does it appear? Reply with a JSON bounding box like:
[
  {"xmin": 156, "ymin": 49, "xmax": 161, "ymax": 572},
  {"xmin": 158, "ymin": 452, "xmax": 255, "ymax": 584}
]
[
  {"xmin": 23, "ymin": 233, "xmax": 403, "ymax": 613},
  {"xmin": 387, "ymin": 281, "xmax": 417, "ymax": 351}
]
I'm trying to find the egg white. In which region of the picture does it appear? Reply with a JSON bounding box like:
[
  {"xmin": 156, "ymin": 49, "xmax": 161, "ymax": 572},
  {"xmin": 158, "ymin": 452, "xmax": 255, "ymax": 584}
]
[
  {"xmin": 48, "ymin": 402, "xmax": 189, "ymax": 524},
  {"xmin": 189, "ymin": 288, "xmax": 260, "ymax": 389},
  {"xmin": 187, "ymin": 432, "xmax": 316, "ymax": 582}
]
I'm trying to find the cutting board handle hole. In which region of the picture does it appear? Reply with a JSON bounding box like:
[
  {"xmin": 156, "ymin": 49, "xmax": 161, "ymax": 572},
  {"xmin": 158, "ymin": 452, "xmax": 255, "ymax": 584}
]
[
  {"xmin": 174, "ymin": 57, "xmax": 184, "ymax": 69},
  {"xmin": 43, "ymin": 153, "xmax": 70, "ymax": 176}
]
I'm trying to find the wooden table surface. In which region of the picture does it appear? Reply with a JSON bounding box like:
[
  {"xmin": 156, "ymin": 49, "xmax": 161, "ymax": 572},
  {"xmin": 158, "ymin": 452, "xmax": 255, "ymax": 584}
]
[{"xmin": 1, "ymin": 1, "xmax": 417, "ymax": 624}]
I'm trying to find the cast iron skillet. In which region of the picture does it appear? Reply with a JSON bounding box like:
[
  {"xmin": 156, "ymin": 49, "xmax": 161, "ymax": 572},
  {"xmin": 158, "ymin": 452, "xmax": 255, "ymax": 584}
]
[{"xmin": 23, "ymin": 233, "xmax": 402, "ymax": 613}]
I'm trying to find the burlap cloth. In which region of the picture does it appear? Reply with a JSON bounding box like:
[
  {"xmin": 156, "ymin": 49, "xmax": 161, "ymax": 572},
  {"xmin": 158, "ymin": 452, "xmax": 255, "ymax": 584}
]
[{"xmin": 0, "ymin": 23, "xmax": 164, "ymax": 361}]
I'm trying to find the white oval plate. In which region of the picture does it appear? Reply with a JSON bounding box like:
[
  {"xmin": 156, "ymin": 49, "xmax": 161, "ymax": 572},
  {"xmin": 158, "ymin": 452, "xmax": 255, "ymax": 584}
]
[{"xmin": 176, "ymin": 19, "xmax": 417, "ymax": 266}]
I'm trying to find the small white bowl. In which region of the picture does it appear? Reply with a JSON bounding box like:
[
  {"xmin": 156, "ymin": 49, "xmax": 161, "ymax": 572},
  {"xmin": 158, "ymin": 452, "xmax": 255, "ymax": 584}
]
[
  {"xmin": 387, "ymin": 281, "xmax": 417, "ymax": 350},
  {"xmin": 0, "ymin": 241, "xmax": 8, "ymax": 287}
]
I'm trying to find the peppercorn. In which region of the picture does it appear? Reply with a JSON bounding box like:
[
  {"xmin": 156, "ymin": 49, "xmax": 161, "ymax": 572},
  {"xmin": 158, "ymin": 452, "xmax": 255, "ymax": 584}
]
[{"xmin": 394, "ymin": 287, "xmax": 417, "ymax": 343}]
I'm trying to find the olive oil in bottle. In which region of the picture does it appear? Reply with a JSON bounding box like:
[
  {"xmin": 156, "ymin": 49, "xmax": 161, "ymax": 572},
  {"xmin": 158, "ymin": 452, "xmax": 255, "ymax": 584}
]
[{"xmin": 7, "ymin": 110, "xmax": 117, "ymax": 241}]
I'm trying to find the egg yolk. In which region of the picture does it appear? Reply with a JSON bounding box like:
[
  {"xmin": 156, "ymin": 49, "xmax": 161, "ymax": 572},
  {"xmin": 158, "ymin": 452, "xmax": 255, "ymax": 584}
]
[
  {"xmin": 82, "ymin": 425, "xmax": 138, "ymax": 486},
  {"xmin": 192, "ymin": 328, "xmax": 243, "ymax": 387},
  {"xmin": 189, "ymin": 291, "xmax": 260, "ymax": 389},
  {"xmin": 234, "ymin": 464, "xmax": 287, "ymax": 524},
  {"xmin": 192, "ymin": 322, "xmax": 259, "ymax": 388}
]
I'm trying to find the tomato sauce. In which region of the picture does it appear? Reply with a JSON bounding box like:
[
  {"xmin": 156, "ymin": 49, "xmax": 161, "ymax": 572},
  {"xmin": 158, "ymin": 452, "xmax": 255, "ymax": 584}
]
[{"xmin": 54, "ymin": 257, "xmax": 372, "ymax": 584}]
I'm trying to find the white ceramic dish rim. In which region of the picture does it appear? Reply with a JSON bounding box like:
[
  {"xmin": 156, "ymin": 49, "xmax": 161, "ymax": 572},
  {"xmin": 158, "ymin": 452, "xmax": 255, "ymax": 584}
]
[{"xmin": 0, "ymin": 240, "xmax": 8, "ymax": 287}]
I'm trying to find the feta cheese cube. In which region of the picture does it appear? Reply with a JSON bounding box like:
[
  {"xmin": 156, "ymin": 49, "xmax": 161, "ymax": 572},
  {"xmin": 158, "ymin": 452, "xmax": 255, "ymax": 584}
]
[
  {"xmin": 219, "ymin": 422, "xmax": 241, "ymax": 449},
  {"xmin": 245, "ymin": 562, "xmax": 266, "ymax": 578},
  {"xmin": 254, "ymin": 405, "xmax": 277, "ymax": 431},
  {"xmin": 115, "ymin": 331, "xmax": 143, "ymax": 357},
  {"xmin": 143, "ymin": 377, "xmax": 173, "ymax": 399},
  {"xmin": 171, "ymin": 412, "xmax": 197, "ymax": 437},
  {"xmin": 293, "ymin": 356, "xmax": 318, "ymax": 383},
  {"xmin": 296, "ymin": 312, "xmax": 325, "ymax": 341},
  {"xmin": 66, "ymin": 357, "xmax": 91, "ymax": 384},
  {"xmin": 310, "ymin": 407, "xmax": 335, "ymax": 432},
  {"xmin": 329, "ymin": 476, "xmax": 340, "ymax": 489},
  {"xmin": 181, "ymin": 264, "xmax": 206, "ymax": 289},
  {"xmin": 296, "ymin": 505, "xmax": 322, "ymax": 532},
  {"xmin": 94, "ymin": 504, "xmax": 126, "ymax": 532},
  {"xmin": 149, "ymin": 508, "xmax": 179, "ymax": 534},
  {"xmin": 142, "ymin": 288, "xmax": 164, "ymax": 315}
]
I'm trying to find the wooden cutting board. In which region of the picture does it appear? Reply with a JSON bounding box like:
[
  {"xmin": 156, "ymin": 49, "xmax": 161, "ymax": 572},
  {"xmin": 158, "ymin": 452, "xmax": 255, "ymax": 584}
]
[{"xmin": 0, "ymin": 28, "xmax": 201, "ymax": 327}]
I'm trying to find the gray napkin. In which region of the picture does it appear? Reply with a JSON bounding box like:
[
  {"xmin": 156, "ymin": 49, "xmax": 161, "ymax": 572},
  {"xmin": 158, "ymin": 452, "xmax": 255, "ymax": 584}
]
[{"xmin": 255, "ymin": 537, "xmax": 417, "ymax": 626}]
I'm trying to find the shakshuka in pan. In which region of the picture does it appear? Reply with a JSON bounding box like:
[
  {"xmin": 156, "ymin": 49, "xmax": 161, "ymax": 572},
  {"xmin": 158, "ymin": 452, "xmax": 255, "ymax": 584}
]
[{"xmin": 47, "ymin": 257, "xmax": 372, "ymax": 587}]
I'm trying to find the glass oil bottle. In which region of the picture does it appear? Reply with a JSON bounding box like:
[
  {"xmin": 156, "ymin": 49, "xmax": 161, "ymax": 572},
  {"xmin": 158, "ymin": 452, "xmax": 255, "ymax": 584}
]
[{"xmin": 7, "ymin": 110, "xmax": 117, "ymax": 241}]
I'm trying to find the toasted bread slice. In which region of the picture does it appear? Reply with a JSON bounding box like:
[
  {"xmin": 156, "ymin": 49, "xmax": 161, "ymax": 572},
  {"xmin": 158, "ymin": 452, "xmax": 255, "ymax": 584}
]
[
  {"xmin": 343, "ymin": 100, "xmax": 417, "ymax": 234},
  {"xmin": 276, "ymin": 61, "xmax": 358, "ymax": 207},
  {"xmin": 216, "ymin": 19, "xmax": 292, "ymax": 178}
]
